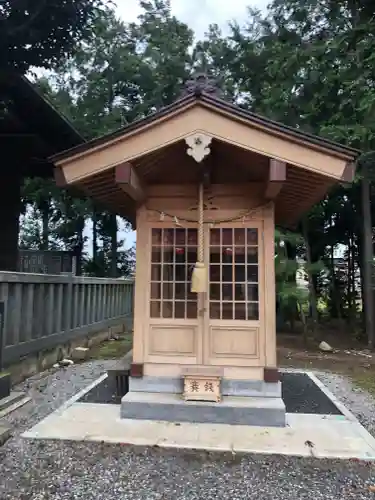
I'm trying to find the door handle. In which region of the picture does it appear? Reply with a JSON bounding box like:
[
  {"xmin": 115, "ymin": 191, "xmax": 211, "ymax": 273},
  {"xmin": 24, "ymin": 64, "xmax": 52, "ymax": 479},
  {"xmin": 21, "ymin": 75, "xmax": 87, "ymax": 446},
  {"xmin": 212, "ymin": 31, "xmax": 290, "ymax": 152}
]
[{"xmin": 198, "ymin": 307, "xmax": 207, "ymax": 317}]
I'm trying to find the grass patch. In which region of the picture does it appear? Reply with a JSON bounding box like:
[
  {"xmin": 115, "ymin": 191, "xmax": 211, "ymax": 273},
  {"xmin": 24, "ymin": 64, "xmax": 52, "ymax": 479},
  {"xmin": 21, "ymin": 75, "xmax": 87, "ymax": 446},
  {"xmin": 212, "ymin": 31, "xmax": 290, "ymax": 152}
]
[
  {"xmin": 88, "ymin": 333, "xmax": 132, "ymax": 360},
  {"xmin": 350, "ymin": 370, "xmax": 375, "ymax": 396}
]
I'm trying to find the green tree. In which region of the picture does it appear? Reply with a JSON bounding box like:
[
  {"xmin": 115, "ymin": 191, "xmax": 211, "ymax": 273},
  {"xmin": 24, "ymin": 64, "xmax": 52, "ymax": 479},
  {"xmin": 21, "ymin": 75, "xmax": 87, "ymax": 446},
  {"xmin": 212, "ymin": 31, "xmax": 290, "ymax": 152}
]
[
  {"xmin": 0, "ymin": 0, "xmax": 108, "ymax": 71},
  {"xmin": 201, "ymin": 0, "xmax": 375, "ymax": 343},
  {"xmin": 128, "ymin": 0, "xmax": 193, "ymax": 112},
  {"xmin": 35, "ymin": 1, "xmax": 194, "ymax": 276},
  {"xmin": 26, "ymin": 0, "xmax": 375, "ymax": 338}
]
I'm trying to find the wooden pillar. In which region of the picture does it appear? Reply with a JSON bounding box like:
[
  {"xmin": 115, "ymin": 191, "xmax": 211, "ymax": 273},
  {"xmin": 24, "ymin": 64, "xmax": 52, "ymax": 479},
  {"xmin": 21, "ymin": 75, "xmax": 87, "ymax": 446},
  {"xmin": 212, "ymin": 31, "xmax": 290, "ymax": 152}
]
[
  {"xmin": 361, "ymin": 161, "xmax": 375, "ymax": 349},
  {"xmin": 0, "ymin": 172, "xmax": 21, "ymax": 271},
  {"xmin": 263, "ymin": 203, "xmax": 277, "ymax": 367},
  {"xmin": 131, "ymin": 206, "xmax": 147, "ymax": 368}
]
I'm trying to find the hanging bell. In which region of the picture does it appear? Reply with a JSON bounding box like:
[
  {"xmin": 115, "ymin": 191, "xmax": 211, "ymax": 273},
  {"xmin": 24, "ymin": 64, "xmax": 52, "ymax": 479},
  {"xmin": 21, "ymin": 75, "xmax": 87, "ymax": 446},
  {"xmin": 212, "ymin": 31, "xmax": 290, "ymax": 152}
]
[{"xmin": 191, "ymin": 262, "xmax": 207, "ymax": 293}]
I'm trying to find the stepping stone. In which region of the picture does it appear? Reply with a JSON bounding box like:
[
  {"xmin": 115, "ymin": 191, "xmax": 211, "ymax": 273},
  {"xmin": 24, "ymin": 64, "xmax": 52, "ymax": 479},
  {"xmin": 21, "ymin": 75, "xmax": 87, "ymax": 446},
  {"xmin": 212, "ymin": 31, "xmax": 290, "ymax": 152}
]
[
  {"xmin": 0, "ymin": 392, "xmax": 27, "ymax": 411},
  {"xmin": 0, "ymin": 424, "xmax": 11, "ymax": 446},
  {"xmin": 0, "ymin": 392, "xmax": 30, "ymax": 418},
  {"xmin": 71, "ymin": 347, "xmax": 90, "ymax": 361}
]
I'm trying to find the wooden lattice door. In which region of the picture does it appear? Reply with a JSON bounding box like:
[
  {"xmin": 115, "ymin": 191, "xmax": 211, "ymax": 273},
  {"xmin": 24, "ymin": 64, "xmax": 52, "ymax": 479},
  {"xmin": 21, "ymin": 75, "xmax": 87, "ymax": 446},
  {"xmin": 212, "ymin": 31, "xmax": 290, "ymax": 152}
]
[
  {"xmin": 203, "ymin": 223, "xmax": 264, "ymax": 367},
  {"xmin": 147, "ymin": 226, "xmax": 201, "ymax": 364},
  {"xmin": 147, "ymin": 223, "xmax": 263, "ymax": 367}
]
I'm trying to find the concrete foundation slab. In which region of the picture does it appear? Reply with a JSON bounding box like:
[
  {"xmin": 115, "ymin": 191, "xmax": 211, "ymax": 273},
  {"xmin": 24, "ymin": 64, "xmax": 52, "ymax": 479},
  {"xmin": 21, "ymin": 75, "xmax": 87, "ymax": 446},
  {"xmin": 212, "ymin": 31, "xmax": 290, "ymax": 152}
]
[
  {"xmin": 120, "ymin": 391, "xmax": 286, "ymax": 427},
  {"xmin": 21, "ymin": 369, "xmax": 375, "ymax": 460},
  {"xmin": 22, "ymin": 402, "xmax": 375, "ymax": 460}
]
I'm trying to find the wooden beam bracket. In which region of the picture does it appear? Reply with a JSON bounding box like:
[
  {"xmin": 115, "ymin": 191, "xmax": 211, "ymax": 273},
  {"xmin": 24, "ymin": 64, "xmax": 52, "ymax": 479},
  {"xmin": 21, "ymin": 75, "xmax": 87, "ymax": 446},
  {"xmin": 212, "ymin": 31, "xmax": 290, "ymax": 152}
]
[
  {"xmin": 265, "ymin": 159, "xmax": 286, "ymax": 200},
  {"xmin": 115, "ymin": 162, "xmax": 145, "ymax": 202},
  {"xmin": 54, "ymin": 166, "xmax": 68, "ymax": 187},
  {"xmin": 340, "ymin": 161, "xmax": 356, "ymax": 185}
]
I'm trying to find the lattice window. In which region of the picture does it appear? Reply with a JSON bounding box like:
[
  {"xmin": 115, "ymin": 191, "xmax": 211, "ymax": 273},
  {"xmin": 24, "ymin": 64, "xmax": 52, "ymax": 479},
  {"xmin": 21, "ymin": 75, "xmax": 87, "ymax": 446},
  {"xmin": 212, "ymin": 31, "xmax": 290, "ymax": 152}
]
[
  {"xmin": 209, "ymin": 228, "xmax": 259, "ymax": 320},
  {"xmin": 150, "ymin": 228, "xmax": 198, "ymax": 319}
]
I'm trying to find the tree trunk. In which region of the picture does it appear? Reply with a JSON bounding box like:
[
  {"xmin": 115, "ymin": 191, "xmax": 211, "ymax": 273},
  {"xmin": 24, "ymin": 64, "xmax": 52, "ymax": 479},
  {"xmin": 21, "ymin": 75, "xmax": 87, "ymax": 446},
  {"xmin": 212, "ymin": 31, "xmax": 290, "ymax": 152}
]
[
  {"xmin": 347, "ymin": 235, "xmax": 353, "ymax": 323},
  {"xmin": 334, "ymin": 260, "xmax": 343, "ymax": 322},
  {"xmin": 74, "ymin": 217, "xmax": 85, "ymax": 276},
  {"xmin": 284, "ymin": 241, "xmax": 298, "ymax": 331},
  {"xmin": 0, "ymin": 171, "xmax": 22, "ymax": 271},
  {"xmin": 298, "ymin": 299, "xmax": 308, "ymax": 346},
  {"xmin": 361, "ymin": 161, "xmax": 375, "ymax": 348},
  {"xmin": 92, "ymin": 210, "xmax": 98, "ymax": 264},
  {"xmin": 40, "ymin": 200, "xmax": 49, "ymax": 251},
  {"xmin": 109, "ymin": 214, "xmax": 117, "ymax": 278},
  {"xmin": 301, "ymin": 217, "xmax": 319, "ymax": 330},
  {"xmin": 106, "ymin": 76, "xmax": 118, "ymax": 278},
  {"xmin": 351, "ymin": 236, "xmax": 357, "ymax": 320}
]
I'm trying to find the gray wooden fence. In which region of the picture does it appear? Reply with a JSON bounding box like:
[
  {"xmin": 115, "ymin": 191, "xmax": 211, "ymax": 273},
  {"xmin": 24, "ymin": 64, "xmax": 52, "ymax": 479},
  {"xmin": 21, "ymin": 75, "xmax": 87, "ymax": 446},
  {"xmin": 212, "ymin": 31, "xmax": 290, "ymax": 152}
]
[{"xmin": 0, "ymin": 272, "xmax": 134, "ymax": 367}]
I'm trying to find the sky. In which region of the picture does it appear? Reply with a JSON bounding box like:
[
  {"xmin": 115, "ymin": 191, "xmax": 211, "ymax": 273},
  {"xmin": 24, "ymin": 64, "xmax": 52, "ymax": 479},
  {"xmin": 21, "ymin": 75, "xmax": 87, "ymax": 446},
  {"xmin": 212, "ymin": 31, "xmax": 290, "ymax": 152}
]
[
  {"xmin": 103, "ymin": 0, "xmax": 270, "ymax": 250},
  {"xmin": 115, "ymin": 0, "xmax": 269, "ymax": 39}
]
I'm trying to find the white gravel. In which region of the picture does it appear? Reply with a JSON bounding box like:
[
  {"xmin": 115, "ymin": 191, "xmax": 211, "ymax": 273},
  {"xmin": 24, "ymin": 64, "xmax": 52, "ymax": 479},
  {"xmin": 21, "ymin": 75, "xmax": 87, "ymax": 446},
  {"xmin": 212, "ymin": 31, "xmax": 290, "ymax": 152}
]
[
  {"xmin": 0, "ymin": 361, "xmax": 374, "ymax": 499},
  {"xmin": 316, "ymin": 371, "xmax": 375, "ymax": 437}
]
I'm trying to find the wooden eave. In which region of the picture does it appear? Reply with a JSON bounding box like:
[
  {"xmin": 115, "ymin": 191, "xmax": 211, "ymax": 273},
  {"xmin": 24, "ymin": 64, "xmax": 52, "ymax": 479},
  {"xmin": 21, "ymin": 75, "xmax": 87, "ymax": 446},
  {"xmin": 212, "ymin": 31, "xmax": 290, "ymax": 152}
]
[
  {"xmin": 0, "ymin": 71, "xmax": 85, "ymax": 177},
  {"xmin": 51, "ymin": 93, "xmax": 359, "ymax": 227},
  {"xmin": 0, "ymin": 72, "xmax": 84, "ymax": 154}
]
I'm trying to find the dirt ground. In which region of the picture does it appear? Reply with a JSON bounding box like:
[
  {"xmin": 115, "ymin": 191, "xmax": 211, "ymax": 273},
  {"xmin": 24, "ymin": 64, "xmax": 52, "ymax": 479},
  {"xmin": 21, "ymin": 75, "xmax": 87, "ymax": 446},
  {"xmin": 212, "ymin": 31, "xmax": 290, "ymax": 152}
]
[{"xmin": 278, "ymin": 333, "xmax": 375, "ymax": 395}]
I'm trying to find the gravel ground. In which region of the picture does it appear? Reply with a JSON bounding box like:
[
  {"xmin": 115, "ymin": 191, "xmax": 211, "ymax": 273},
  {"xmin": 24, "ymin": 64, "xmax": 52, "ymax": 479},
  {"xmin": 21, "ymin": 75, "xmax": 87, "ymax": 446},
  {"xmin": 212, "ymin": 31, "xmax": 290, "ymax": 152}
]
[
  {"xmin": 0, "ymin": 362, "xmax": 375, "ymax": 499},
  {"xmin": 317, "ymin": 371, "xmax": 375, "ymax": 437}
]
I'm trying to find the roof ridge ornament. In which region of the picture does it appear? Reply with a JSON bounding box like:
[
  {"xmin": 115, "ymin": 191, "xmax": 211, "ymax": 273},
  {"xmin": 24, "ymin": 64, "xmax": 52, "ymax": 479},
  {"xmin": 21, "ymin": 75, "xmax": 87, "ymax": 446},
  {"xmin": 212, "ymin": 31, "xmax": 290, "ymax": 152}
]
[
  {"xmin": 185, "ymin": 133, "xmax": 212, "ymax": 163},
  {"xmin": 182, "ymin": 72, "xmax": 223, "ymax": 98},
  {"xmin": 181, "ymin": 49, "xmax": 223, "ymax": 99}
]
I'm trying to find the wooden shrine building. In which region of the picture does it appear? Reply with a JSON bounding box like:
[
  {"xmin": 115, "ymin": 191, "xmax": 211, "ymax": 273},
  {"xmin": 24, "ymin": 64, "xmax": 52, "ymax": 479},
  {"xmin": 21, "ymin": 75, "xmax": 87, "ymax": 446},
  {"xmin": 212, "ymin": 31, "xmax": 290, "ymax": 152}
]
[
  {"xmin": 0, "ymin": 72, "xmax": 83, "ymax": 271},
  {"xmin": 52, "ymin": 75, "xmax": 359, "ymax": 426}
]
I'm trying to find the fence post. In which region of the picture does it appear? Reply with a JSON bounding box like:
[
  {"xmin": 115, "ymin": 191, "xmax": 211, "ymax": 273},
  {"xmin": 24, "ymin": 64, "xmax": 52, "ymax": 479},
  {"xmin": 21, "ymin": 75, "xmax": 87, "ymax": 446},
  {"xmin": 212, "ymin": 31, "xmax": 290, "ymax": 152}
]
[
  {"xmin": 0, "ymin": 301, "xmax": 4, "ymax": 371},
  {"xmin": 0, "ymin": 281, "xmax": 9, "ymax": 371},
  {"xmin": 65, "ymin": 278, "xmax": 73, "ymax": 331}
]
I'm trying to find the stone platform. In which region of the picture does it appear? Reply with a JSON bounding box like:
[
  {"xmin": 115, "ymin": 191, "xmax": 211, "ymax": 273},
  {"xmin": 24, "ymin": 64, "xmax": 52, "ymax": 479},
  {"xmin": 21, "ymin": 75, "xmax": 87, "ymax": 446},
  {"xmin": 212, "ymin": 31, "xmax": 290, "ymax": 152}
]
[
  {"xmin": 23, "ymin": 402, "xmax": 375, "ymax": 460},
  {"xmin": 121, "ymin": 374, "xmax": 286, "ymax": 427},
  {"xmin": 120, "ymin": 391, "xmax": 286, "ymax": 426}
]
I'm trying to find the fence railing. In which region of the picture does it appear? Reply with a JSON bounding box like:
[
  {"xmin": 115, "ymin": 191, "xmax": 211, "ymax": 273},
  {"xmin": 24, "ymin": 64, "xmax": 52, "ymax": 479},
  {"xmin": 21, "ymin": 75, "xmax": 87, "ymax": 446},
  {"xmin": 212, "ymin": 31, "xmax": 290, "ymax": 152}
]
[{"xmin": 0, "ymin": 271, "xmax": 134, "ymax": 367}]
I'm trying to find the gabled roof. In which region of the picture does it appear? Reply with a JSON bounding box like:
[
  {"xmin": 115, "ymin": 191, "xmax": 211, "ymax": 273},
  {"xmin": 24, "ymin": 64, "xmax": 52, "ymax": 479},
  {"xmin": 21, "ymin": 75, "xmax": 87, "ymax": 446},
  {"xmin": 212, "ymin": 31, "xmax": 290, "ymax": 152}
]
[
  {"xmin": 50, "ymin": 75, "xmax": 359, "ymax": 227},
  {"xmin": 51, "ymin": 87, "xmax": 360, "ymax": 164}
]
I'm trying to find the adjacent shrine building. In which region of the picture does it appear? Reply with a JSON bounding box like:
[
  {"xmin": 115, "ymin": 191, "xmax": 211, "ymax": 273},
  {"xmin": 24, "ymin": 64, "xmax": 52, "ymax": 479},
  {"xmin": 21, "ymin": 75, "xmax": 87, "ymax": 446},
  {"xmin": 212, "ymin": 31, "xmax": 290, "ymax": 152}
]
[{"xmin": 52, "ymin": 76, "xmax": 359, "ymax": 426}]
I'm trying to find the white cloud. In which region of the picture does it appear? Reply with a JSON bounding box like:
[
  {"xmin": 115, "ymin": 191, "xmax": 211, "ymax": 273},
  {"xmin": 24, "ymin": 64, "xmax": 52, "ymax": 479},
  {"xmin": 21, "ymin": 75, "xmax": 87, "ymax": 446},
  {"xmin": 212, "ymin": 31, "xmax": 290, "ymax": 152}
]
[{"xmin": 115, "ymin": 0, "xmax": 269, "ymax": 39}]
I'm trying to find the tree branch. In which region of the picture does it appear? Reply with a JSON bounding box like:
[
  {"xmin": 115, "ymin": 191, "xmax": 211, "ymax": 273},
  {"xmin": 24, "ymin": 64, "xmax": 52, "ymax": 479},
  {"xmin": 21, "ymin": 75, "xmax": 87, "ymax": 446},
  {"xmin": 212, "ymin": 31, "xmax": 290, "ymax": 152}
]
[{"xmin": 2, "ymin": 0, "xmax": 47, "ymax": 36}]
